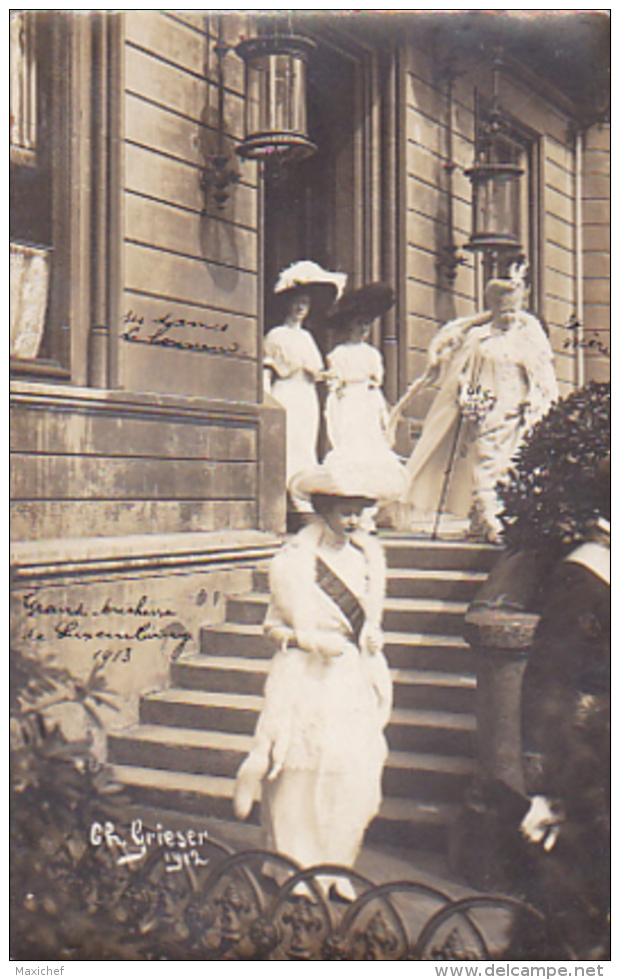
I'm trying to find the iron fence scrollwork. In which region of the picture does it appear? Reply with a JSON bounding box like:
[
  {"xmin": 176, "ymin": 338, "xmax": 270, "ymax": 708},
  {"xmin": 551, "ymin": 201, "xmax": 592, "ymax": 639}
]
[{"xmin": 92, "ymin": 836, "xmax": 563, "ymax": 960}]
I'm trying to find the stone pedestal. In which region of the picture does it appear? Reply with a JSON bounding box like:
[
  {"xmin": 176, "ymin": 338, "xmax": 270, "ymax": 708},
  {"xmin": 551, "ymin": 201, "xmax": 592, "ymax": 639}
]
[
  {"xmin": 450, "ymin": 603, "xmax": 540, "ymax": 893},
  {"xmin": 466, "ymin": 608, "xmax": 540, "ymax": 794}
]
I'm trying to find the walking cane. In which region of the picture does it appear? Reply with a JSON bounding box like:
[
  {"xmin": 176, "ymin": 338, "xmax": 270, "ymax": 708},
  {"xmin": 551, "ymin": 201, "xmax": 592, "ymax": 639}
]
[
  {"xmin": 431, "ymin": 409, "xmax": 464, "ymax": 541},
  {"xmin": 431, "ymin": 348, "xmax": 484, "ymax": 540}
]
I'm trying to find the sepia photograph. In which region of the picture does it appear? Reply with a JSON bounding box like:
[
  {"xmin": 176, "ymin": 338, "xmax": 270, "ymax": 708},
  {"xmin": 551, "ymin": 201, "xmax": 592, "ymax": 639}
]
[{"xmin": 9, "ymin": 7, "xmax": 611, "ymax": 964}]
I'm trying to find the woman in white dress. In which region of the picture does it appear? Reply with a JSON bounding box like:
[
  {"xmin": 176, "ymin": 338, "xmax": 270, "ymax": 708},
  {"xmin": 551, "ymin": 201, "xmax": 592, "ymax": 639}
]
[
  {"xmin": 263, "ymin": 261, "xmax": 346, "ymax": 516},
  {"xmin": 233, "ymin": 455, "xmax": 394, "ymax": 899},
  {"xmin": 323, "ymin": 284, "xmax": 406, "ymax": 504}
]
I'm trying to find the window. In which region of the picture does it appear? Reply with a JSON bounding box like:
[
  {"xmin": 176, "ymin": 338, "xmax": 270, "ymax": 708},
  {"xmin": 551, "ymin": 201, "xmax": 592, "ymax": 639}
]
[
  {"xmin": 10, "ymin": 12, "xmax": 37, "ymax": 167},
  {"xmin": 10, "ymin": 12, "xmax": 70, "ymax": 377}
]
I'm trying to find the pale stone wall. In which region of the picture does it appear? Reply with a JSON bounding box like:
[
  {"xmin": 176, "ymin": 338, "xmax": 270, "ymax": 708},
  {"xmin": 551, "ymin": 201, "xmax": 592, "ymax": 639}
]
[
  {"xmin": 10, "ymin": 531, "xmax": 278, "ymax": 757},
  {"xmin": 581, "ymin": 122, "xmax": 610, "ymax": 383}
]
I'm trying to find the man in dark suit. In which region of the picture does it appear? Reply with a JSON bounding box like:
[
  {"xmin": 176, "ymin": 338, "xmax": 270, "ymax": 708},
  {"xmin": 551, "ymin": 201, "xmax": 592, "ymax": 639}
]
[{"xmin": 520, "ymin": 512, "xmax": 610, "ymax": 959}]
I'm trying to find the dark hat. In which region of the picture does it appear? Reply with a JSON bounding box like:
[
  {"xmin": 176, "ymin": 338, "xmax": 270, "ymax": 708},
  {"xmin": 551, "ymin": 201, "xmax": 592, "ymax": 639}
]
[{"xmin": 327, "ymin": 282, "xmax": 395, "ymax": 329}]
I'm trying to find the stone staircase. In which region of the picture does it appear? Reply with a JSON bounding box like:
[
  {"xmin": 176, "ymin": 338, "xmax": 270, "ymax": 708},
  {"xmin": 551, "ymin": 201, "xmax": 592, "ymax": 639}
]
[{"xmin": 110, "ymin": 535, "xmax": 499, "ymax": 851}]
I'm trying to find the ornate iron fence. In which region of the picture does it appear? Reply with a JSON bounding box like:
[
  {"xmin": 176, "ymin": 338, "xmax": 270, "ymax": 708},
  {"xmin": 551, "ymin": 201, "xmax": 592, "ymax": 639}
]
[{"xmin": 89, "ymin": 835, "xmax": 561, "ymax": 961}]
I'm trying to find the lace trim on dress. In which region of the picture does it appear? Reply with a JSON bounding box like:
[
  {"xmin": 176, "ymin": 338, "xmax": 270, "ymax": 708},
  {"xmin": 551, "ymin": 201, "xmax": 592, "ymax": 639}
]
[{"xmin": 264, "ymin": 326, "xmax": 324, "ymax": 379}]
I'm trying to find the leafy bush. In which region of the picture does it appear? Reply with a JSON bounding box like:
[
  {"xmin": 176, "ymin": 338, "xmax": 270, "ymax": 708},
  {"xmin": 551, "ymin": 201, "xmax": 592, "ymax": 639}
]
[
  {"xmin": 498, "ymin": 381, "xmax": 610, "ymax": 560},
  {"xmin": 9, "ymin": 649, "xmax": 139, "ymax": 959}
]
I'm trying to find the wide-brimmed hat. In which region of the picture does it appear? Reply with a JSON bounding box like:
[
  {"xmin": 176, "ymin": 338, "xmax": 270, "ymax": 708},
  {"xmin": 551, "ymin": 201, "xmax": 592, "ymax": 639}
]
[
  {"xmin": 291, "ymin": 452, "xmax": 403, "ymax": 506},
  {"xmin": 272, "ymin": 261, "xmax": 347, "ymax": 316},
  {"xmin": 327, "ymin": 282, "xmax": 395, "ymax": 329}
]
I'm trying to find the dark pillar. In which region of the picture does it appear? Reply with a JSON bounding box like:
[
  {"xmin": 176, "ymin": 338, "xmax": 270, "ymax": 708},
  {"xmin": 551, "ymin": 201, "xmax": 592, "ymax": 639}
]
[
  {"xmin": 380, "ymin": 41, "xmax": 406, "ymax": 406},
  {"xmin": 88, "ymin": 12, "xmax": 110, "ymax": 389}
]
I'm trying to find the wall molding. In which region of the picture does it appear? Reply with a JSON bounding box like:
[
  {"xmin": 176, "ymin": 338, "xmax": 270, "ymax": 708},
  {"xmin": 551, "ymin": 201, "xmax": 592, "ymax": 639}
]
[
  {"xmin": 10, "ymin": 528, "xmax": 281, "ymax": 585},
  {"xmin": 10, "ymin": 380, "xmax": 266, "ymax": 428}
]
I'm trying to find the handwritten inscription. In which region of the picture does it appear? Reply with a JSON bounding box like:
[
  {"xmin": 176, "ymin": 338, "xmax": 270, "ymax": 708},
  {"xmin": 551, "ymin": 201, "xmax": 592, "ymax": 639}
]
[
  {"xmin": 121, "ymin": 311, "xmax": 241, "ymax": 356},
  {"xmin": 23, "ymin": 593, "xmax": 176, "ymax": 619},
  {"xmin": 90, "ymin": 818, "xmax": 211, "ymax": 872},
  {"xmin": 563, "ymin": 316, "xmax": 610, "ymax": 358},
  {"xmin": 20, "ymin": 592, "xmax": 193, "ymax": 665}
]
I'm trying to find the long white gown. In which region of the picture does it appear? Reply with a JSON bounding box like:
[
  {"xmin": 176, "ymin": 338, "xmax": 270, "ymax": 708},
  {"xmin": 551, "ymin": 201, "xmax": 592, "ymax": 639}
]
[
  {"xmin": 398, "ymin": 313, "xmax": 558, "ymax": 538},
  {"xmin": 235, "ymin": 520, "xmax": 392, "ymax": 874},
  {"xmin": 264, "ymin": 325, "xmax": 324, "ymax": 498},
  {"xmin": 325, "ymin": 341, "xmax": 405, "ymax": 495}
]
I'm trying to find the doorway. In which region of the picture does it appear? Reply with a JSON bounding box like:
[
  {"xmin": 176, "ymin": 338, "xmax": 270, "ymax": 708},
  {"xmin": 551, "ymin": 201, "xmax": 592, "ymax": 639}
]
[{"xmin": 263, "ymin": 29, "xmax": 379, "ymax": 357}]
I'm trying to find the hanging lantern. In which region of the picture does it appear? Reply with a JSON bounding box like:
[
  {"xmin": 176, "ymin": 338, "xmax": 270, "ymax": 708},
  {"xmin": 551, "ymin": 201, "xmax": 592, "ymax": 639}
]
[
  {"xmin": 465, "ymin": 53, "xmax": 524, "ymax": 259},
  {"xmin": 235, "ymin": 34, "xmax": 317, "ymax": 165},
  {"xmin": 465, "ymin": 159, "xmax": 524, "ymax": 253}
]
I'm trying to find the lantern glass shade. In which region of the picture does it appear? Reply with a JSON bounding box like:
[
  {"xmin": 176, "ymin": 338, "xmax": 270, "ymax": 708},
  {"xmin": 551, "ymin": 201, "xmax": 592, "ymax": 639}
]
[
  {"xmin": 465, "ymin": 162, "xmax": 524, "ymax": 252},
  {"xmin": 235, "ymin": 35, "xmax": 317, "ymax": 163}
]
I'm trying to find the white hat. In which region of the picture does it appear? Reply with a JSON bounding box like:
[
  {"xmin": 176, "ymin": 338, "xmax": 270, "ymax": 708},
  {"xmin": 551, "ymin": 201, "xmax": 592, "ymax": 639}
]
[
  {"xmin": 291, "ymin": 452, "xmax": 404, "ymax": 505},
  {"xmin": 274, "ymin": 261, "xmax": 347, "ymax": 301}
]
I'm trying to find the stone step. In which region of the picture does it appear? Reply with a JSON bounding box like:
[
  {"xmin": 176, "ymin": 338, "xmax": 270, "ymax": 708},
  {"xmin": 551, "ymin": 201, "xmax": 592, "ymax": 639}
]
[
  {"xmin": 252, "ymin": 565, "xmax": 488, "ymax": 602},
  {"xmin": 385, "ymin": 568, "xmax": 487, "ymax": 602},
  {"xmin": 110, "ymin": 764, "xmax": 260, "ymax": 824},
  {"xmin": 139, "ymin": 689, "xmax": 475, "ymax": 757},
  {"xmin": 384, "ymin": 632, "xmax": 475, "ymax": 673},
  {"xmin": 171, "ymin": 654, "xmax": 269, "ymax": 696},
  {"xmin": 109, "ymin": 724, "xmax": 473, "ymax": 804},
  {"xmin": 381, "ymin": 537, "xmax": 499, "ymax": 572},
  {"xmin": 390, "ymin": 667, "xmax": 475, "ymax": 713},
  {"xmin": 251, "ymin": 535, "xmax": 499, "ymax": 574},
  {"xmin": 385, "ymin": 598, "xmax": 472, "ymax": 637},
  {"xmin": 200, "ymin": 623, "xmax": 475, "ymax": 673},
  {"xmin": 383, "ymin": 749, "xmax": 473, "ymax": 801},
  {"xmin": 171, "ymin": 654, "xmax": 476, "ymax": 713},
  {"xmin": 225, "ymin": 593, "xmax": 469, "ymax": 635},
  {"xmin": 109, "ymin": 726, "xmax": 254, "ymax": 780},
  {"xmin": 366, "ymin": 796, "xmax": 460, "ymax": 852},
  {"xmin": 200, "ymin": 623, "xmax": 276, "ymax": 659},
  {"xmin": 140, "ymin": 688, "xmax": 263, "ymax": 735},
  {"xmin": 110, "ymin": 763, "xmax": 461, "ymax": 851},
  {"xmin": 387, "ymin": 706, "xmax": 476, "ymax": 756}
]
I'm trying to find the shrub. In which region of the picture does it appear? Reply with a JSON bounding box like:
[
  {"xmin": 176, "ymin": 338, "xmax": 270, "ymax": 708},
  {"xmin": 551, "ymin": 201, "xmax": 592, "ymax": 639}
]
[
  {"xmin": 498, "ymin": 381, "xmax": 610, "ymax": 561},
  {"xmin": 9, "ymin": 650, "xmax": 138, "ymax": 959}
]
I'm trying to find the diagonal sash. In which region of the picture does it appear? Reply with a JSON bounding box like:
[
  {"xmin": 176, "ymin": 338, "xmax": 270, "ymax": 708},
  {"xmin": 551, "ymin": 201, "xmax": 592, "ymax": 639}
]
[{"xmin": 316, "ymin": 556, "xmax": 366, "ymax": 644}]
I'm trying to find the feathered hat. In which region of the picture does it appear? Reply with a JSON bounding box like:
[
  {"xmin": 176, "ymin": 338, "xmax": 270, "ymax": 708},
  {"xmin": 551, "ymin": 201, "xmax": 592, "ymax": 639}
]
[
  {"xmin": 326, "ymin": 282, "xmax": 395, "ymax": 330},
  {"xmin": 291, "ymin": 452, "xmax": 404, "ymax": 506},
  {"xmin": 484, "ymin": 279, "xmax": 523, "ymax": 311},
  {"xmin": 272, "ymin": 260, "xmax": 347, "ymax": 316},
  {"xmin": 485, "ymin": 260, "xmax": 529, "ymax": 311}
]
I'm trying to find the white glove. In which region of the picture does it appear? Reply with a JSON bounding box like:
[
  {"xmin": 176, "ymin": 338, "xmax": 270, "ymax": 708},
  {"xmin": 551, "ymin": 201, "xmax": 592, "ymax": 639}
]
[
  {"xmin": 520, "ymin": 795, "xmax": 563, "ymax": 852},
  {"xmin": 233, "ymin": 750, "xmax": 268, "ymax": 820},
  {"xmin": 297, "ymin": 629, "xmax": 352, "ymax": 659},
  {"xmin": 361, "ymin": 625, "xmax": 383, "ymax": 656}
]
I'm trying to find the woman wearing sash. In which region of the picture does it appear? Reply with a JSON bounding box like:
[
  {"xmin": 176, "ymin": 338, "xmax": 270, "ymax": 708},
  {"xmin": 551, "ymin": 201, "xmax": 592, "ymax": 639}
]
[{"xmin": 233, "ymin": 455, "xmax": 397, "ymax": 899}]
